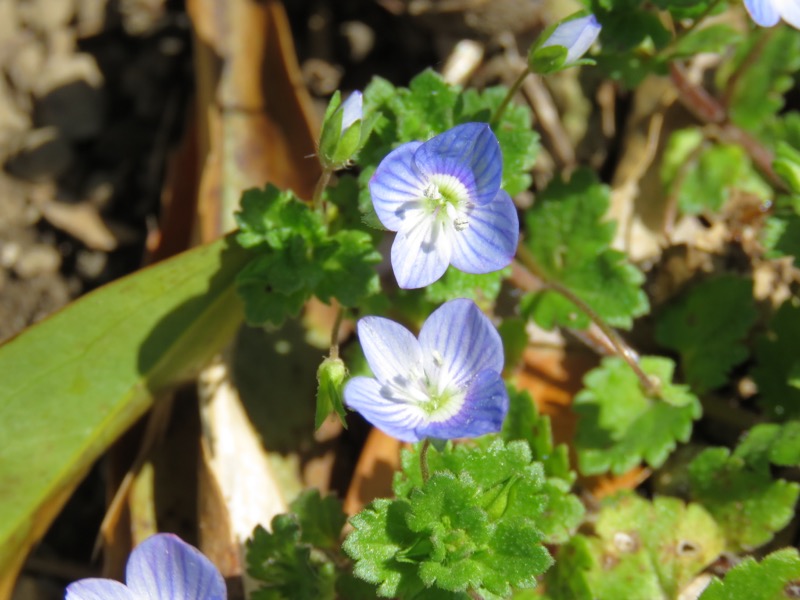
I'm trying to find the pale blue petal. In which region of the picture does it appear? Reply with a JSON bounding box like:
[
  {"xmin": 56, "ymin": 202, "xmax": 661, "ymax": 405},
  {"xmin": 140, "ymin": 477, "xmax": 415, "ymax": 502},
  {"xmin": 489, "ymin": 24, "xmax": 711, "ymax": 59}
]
[
  {"xmin": 126, "ymin": 534, "xmax": 226, "ymax": 600},
  {"xmin": 542, "ymin": 14, "xmax": 602, "ymax": 64},
  {"xmin": 418, "ymin": 369, "xmax": 509, "ymax": 440},
  {"xmin": 418, "ymin": 299, "xmax": 504, "ymax": 389},
  {"xmin": 344, "ymin": 376, "xmax": 428, "ymax": 442},
  {"xmin": 340, "ymin": 91, "xmax": 362, "ymax": 131},
  {"xmin": 449, "ymin": 190, "xmax": 518, "ymax": 275},
  {"xmin": 776, "ymin": 0, "xmax": 800, "ymax": 28},
  {"xmin": 357, "ymin": 315, "xmax": 423, "ymax": 384},
  {"xmin": 413, "ymin": 123, "xmax": 502, "ymax": 206},
  {"xmin": 744, "ymin": 0, "xmax": 781, "ymax": 25},
  {"xmin": 391, "ymin": 211, "xmax": 452, "ymax": 289},
  {"xmin": 369, "ymin": 141, "xmax": 426, "ymax": 230},
  {"xmin": 66, "ymin": 579, "xmax": 135, "ymax": 600}
]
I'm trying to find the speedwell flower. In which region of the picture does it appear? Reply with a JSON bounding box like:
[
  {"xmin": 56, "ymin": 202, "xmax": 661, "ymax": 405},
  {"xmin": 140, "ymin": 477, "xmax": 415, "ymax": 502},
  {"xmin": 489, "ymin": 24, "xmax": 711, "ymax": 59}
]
[
  {"xmin": 65, "ymin": 533, "xmax": 225, "ymax": 600},
  {"xmin": 369, "ymin": 122, "xmax": 519, "ymax": 289},
  {"xmin": 540, "ymin": 14, "xmax": 602, "ymax": 66},
  {"xmin": 743, "ymin": 0, "xmax": 800, "ymax": 29},
  {"xmin": 319, "ymin": 90, "xmax": 364, "ymax": 170},
  {"xmin": 344, "ymin": 298, "xmax": 509, "ymax": 442}
]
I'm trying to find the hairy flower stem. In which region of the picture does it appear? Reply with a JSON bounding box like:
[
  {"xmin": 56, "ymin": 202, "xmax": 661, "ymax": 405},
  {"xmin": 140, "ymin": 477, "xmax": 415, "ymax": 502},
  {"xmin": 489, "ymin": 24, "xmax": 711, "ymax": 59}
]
[
  {"xmin": 312, "ymin": 167, "xmax": 333, "ymax": 224},
  {"xmin": 491, "ymin": 67, "xmax": 531, "ymax": 125},
  {"xmin": 419, "ymin": 438, "xmax": 431, "ymax": 483},
  {"xmin": 515, "ymin": 244, "xmax": 661, "ymax": 398}
]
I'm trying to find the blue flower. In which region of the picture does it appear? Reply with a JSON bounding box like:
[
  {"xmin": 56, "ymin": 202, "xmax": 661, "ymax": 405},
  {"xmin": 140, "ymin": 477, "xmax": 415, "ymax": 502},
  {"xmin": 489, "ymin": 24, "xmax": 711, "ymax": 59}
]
[
  {"xmin": 744, "ymin": 0, "xmax": 800, "ymax": 28},
  {"xmin": 319, "ymin": 91, "xmax": 365, "ymax": 170},
  {"xmin": 369, "ymin": 123, "xmax": 519, "ymax": 289},
  {"xmin": 344, "ymin": 298, "xmax": 509, "ymax": 442},
  {"xmin": 65, "ymin": 533, "xmax": 225, "ymax": 600},
  {"xmin": 540, "ymin": 14, "xmax": 602, "ymax": 66}
]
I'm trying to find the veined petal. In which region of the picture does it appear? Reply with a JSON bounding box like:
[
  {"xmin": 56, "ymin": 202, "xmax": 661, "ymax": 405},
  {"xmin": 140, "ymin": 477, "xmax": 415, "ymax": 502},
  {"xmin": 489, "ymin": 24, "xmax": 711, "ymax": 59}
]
[
  {"xmin": 449, "ymin": 190, "xmax": 518, "ymax": 274},
  {"xmin": 391, "ymin": 211, "xmax": 452, "ymax": 289},
  {"xmin": 66, "ymin": 580, "xmax": 135, "ymax": 600},
  {"xmin": 419, "ymin": 299, "xmax": 504, "ymax": 390},
  {"xmin": 340, "ymin": 91, "xmax": 363, "ymax": 131},
  {"xmin": 775, "ymin": 0, "xmax": 800, "ymax": 28},
  {"xmin": 744, "ymin": 0, "xmax": 781, "ymax": 25},
  {"xmin": 344, "ymin": 377, "xmax": 428, "ymax": 442},
  {"xmin": 417, "ymin": 369, "xmax": 508, "ymax": 440},
  {"xmin": 357, "ymin": 315, "xmax": 423, "ymax": 384},
  {"xmin": 542, "ymin": 14, "xmax": 602, "ymax": 64},
  {"xmin": 414, "ymin": 123, "xmax": 502, "ymax": 206},
  {"xmin": 126, "ymin": 534, "xmax": 226, "ymax": 600},
  {"xmin": 370, "ymin": 141, "xmax": 426, "ymax": 230}
]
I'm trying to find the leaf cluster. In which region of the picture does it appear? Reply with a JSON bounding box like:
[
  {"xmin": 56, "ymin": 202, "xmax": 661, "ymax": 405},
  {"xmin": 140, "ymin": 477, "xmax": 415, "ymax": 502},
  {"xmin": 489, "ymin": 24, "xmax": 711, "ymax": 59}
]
[
  {"xmin": 688, "ymin": 424, "xmax": 800, "ymax": 551},
  {"xmin": 699, "ymin": 548, "xmax": 800, "ymax": 600},
  {"xmin": 520, "ymin": 169, "xmax": 649, "ymax": 331},
  {"xmin": 546, "ymin": 493, "xmax": 725, "ymax": 600},
  {"xmin": 344, "ymin": 439, "xmax": 584, "ymax": 598},
  {"xmin": 246, "ymin": 490, "xmax": 347, "ymax": 600},
  {"xmin": 234, "ymin": 185, "xmax": 381, "ymax": 325}
]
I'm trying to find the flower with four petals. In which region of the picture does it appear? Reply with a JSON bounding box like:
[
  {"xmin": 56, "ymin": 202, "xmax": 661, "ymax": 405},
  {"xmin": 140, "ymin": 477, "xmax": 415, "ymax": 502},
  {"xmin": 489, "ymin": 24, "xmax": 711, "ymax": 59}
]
[
  {"xmin": 65, "ymin": 533, "xmax": 226, "ymax": 600},
  {"xmin": 369, "ymin": 122, "xmax": 519, "ymax": 289},
  {"xmin": 344, "ymin": 298, "xmax": 509, "ymax": 442}
]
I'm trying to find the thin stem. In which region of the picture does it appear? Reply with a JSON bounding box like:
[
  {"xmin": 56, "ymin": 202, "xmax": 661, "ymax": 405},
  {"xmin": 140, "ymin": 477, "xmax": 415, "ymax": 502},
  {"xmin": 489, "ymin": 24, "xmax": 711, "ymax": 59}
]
[
  {"xmin": 515, "ymin": 243, "xmax": 661, "ymax": 398},
  {"xmin": 329, "ymin": 306, "xmax": 344, "ymax": 360},
  {"xmin": 660, "ymin": 0, "xmax": 721, "ymax": 57},
  {"xmin": 491, "ymin": 66, "xmax": 531, "ymax": 125},
  {"xmin": 467, "ymin": 589, "xmax": 485, "ymax": 600},
  {"xmin": 312, "ymin": 168, "xmax": 333, "ymax": 221},
  {"xmin": 419, "ymin": 438, "xmax": 431, "ymax": 483}
]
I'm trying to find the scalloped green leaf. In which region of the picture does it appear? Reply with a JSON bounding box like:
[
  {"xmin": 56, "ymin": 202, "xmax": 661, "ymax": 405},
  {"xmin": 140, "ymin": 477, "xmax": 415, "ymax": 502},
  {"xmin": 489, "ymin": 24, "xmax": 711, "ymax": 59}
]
[
  {"xmin": 546, "ymin": 493, "xmax": 724, "ymax": 600},
  {"xmin": 699, "ymin": 548, "xmax": 800, "ymax": 600},
  {"xmin": 655, "ymin": 275, "xmax": 758, "ymax": 393},
  {"xmin": 574, "ymin": 356, "xmax": 702, "ymax": 475}
]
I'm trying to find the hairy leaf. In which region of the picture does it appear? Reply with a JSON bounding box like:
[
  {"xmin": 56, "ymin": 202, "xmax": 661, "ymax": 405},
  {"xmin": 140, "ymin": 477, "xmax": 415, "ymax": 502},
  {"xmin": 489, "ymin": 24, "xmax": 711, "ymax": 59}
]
[
  {"xmin": 752, "ymin": 299, "xmax": 800, "ymax": 420},
  {"xmin": 699, "ymin": 548, "xmax": 800, "ymax": 600}
]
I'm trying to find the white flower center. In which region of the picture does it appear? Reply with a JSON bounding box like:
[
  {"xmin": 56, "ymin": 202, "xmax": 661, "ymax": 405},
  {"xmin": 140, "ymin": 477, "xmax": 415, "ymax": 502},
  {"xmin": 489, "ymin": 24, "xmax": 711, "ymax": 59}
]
[
  {"xmin": 422, "ymin": 174, "xmax": 472, "ymax": 232},
  {"xmin": 380, "ymin": 350, "xmax": 466, "ymax": 423}
]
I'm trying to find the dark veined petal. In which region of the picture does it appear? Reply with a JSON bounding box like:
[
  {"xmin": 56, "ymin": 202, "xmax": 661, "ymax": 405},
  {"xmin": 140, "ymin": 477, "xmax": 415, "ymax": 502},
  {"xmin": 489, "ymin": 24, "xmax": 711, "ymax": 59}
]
[
  {"xmin": 357, "ymin": 315, "xmax": 423, "ymax": 384},
  {"xmin": 449, "ymin": 190, "xmax": 518, "ymax": 275},
  {"xmin": 417, "ymin": 369, "xmax": 509, "ymax": 440},
  {"xmin": 744, "ymin": 0, "xmax": 781, "ymax": 25},
  {"xmin": 66, "ymin": 579, "xmax": 136, "ymax": 600},
  {"xmin": 413, "ymin": 123, "xmax": 502, "ymax": 206},
  {"xmin": 344, "ymin": 376, "xmax": 429, "ymax": 442},
  {"xmin": 126, "ymin": 533, "xmax": 226, "ymax": 600},
  {"xmin": 369, "ymin": 141, "xmax": 426, "ymax": 230},
  {"xmin": 541, "ymin": 14, "xmax": 602, "ymax": 64},
  {"xmin": 391, "ymin": 211, "xmax": 452, "ymax": 289},
  {"xmin": 775, "ymin": 0, "xmax": 800, "ymax": 28},
  {"xmin": 418, "ymin": 298, "xmax": 504, "ymax": 389}
]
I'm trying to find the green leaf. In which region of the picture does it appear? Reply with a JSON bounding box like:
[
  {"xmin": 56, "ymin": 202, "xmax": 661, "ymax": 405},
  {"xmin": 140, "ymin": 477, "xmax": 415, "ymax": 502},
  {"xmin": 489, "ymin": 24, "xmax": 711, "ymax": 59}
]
[
  {"xmin": 313, "ymin": 229, "xmax": 382, "ymax": 307},
  {"xmin": 289, "ymin": 489, "xmax": 347, "ymax": 550},
  {"xmin": 752, "ymin": 299, "xmax": 800, "ymax": 420},
  {"xmin": 574, "ymin": 356, "xmax": 702, "ymax": 475},
  {"xmin": 521, "ymin": 169, "xmax": 649, "ymax": 331},
  {"xmin": 736, "ymin": 421, "xmax": 800, "ymax": 468},
  {"xmin": 763, "ymin": 194, "xmax": 800, "ymax": 268},
  {"xmin": 688, "ymin": 446, "xmax": 800, "ymax": 551},
  {"xmin": 247, "ymin": 517, "xmax": 337, "ymax": 600},
  {"xmin": 654, "ymin": 275, "xmax": 758, "ymax": 393},
  {"xmin": 315, "ymin": 357, "xmax": 348, "ymax": 429},
  {"xmin": 395, "ymin": 439, "xmax": 584, "ymax": 545},
  {"xmin": 0, "ymin": 235, "xmax": 249, "ymax": 576},
  {"xmin": 235, "ymin": 185, "xmax": 324, "ymax": 250},
  {"xmin": 501, "ymin": 385, "xmax": 574, "ymax": 484},
  {"xmin": 667, "ymin": 24, "xmax": 741, "ymax": 59},
  {"xmin": 699, "ymin": 548, "xmax": 800, "ymax": 600},
  {"xmin": 721, "ymin": 27, "xmax": 800, "ymax": 134},
  {"xmin": 546, "ymin": 493, "xmax": 724, "ymax": 600}
]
